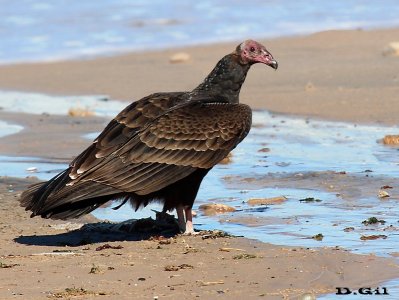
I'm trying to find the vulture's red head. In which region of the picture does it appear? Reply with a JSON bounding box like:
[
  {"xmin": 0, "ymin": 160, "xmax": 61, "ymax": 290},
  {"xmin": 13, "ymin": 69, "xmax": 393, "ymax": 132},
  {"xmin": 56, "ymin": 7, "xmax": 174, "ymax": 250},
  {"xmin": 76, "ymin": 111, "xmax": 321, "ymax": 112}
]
[{"xmin": 236, "ymin": 39, "xmax": 278, "ymax": 69}]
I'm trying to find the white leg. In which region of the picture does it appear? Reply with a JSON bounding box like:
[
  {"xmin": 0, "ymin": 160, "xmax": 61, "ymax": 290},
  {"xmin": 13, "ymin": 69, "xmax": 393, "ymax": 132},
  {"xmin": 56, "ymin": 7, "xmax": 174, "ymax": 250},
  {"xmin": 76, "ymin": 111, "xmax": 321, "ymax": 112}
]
[{"xmin": 183, "ymin": 207, "xmax": 197, "ymax": 235}]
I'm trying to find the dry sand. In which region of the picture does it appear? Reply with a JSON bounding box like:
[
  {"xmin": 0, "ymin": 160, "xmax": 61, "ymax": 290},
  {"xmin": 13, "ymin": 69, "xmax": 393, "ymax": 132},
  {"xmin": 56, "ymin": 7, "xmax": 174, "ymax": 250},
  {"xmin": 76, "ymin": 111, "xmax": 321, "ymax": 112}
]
[{"xmin": 0, "ymin": 28, "xmax": 399, "ymax": 299}]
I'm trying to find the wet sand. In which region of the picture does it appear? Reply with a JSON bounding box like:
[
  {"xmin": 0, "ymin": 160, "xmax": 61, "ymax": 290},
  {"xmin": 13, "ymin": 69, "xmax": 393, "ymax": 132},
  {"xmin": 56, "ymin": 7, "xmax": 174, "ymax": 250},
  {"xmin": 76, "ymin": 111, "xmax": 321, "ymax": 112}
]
[
  {"xmin": 1, "ymin": 177, "xmax": 398, "ymax": 299},
  {"xmin": 0, "ymin": 28, "xmax": 399, "ymax": 299},
  {"xmin": 0, "ymin": 111, "xmax": 104, "ymax": 159}
]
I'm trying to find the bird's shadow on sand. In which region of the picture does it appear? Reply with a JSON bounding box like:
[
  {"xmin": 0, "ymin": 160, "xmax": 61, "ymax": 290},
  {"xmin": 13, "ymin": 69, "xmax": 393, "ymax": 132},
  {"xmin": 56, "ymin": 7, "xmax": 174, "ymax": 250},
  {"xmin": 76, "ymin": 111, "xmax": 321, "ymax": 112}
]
[{"xmin": 14, "ymin": 217, "xmax": 181, "ymax": 247}]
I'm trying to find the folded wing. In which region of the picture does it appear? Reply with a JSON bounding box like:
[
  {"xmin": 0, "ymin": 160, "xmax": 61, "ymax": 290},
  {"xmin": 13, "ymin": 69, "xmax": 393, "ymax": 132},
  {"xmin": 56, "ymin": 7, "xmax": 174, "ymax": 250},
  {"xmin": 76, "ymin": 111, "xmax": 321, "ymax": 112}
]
[{"xmin": 69, "ymin": 99, "xmax": 252, "ymax": 195}]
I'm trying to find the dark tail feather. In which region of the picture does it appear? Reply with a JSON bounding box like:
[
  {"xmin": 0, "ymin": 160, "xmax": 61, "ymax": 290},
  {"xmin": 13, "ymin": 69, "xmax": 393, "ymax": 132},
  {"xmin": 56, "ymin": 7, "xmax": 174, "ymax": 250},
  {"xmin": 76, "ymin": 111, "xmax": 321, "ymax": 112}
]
[
  {"xmin": 20, "ymin": 168, "xmax": 125, "ymax": 220},
  {"xmin": 20, "ymin": 169, "xmax": 71, "ymax": 212}
]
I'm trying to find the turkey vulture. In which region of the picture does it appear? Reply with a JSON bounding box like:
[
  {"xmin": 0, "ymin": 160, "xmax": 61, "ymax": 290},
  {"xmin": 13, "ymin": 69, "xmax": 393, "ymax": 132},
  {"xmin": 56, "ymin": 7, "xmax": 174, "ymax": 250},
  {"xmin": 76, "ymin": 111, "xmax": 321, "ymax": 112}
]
[{"xmin": 20, "ymin": 40, "xmax": 278, "ymax": 234}]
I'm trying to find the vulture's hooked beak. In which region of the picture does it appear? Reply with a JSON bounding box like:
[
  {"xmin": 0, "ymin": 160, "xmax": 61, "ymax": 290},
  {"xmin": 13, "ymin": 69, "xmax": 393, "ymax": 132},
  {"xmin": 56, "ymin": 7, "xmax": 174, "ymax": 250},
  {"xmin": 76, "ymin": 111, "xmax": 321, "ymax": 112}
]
[
  {"xmin": 269, "ymin": 59, "xmax": 278, "ymax": 70},
  {"xmin": 259, "ymin": 48, "xmax": 278, "ymax": 70}
]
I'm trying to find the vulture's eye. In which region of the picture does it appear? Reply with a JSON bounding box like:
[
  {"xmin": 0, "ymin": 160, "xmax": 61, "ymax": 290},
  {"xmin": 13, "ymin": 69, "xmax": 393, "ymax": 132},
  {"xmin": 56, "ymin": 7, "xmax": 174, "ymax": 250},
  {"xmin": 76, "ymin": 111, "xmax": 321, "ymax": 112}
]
[{"xmin": 250, "ymin": 46, "xmax": 255, "ymax": 52}]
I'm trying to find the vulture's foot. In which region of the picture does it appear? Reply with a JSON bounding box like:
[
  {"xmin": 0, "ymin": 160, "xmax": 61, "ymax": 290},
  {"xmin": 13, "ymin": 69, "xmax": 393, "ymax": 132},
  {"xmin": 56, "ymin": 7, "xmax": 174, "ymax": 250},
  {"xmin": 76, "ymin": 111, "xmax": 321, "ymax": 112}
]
[{"xmin": 176, "ymin": 205, "xmax": 198, "ymax": 235}]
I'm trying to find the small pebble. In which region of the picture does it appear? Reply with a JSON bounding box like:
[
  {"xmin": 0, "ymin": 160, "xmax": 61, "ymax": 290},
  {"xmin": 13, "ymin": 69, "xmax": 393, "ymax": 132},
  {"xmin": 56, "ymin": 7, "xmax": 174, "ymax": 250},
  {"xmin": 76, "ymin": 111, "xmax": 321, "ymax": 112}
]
[
  {"xmin": 299, "ymin": 293, "xmax": 316, "ymax": 300},
  {"xmin": 198, "ymin": 203, "xmax": 236, "ymax": 215},
  {"xmin": 169, "ymin": 52, "xmax": 191, "ymax": 63},
  {"xmin": 382, "ymin": 42, "xmax": 399, "ymax": 56},
  {"xmin": 382, "ymin": 135, "xmax": 399, "ymax": 145},
  {"xmin": 247, "ymin": 196, "xmax": 287, "ymax": 206},
  {"xmin": 305, "ymin": 81, "xmax": 315, "ymax": 92},
  {"xmin": 378, "ymin": 190, "xmax": 390, "ymax": 198}
]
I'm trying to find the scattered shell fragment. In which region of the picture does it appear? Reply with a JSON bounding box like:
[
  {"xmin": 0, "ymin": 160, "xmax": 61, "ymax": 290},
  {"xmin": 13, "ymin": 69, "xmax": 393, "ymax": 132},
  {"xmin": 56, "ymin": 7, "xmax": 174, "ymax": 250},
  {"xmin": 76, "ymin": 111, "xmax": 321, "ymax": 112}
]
[
  {"xmin": 343, "ymin": 227, "xmax": 355, "ymax": 232},
  {"xmin": 382, "ymin": 42, "xmax": 399, "ymax": 56},
  {"xmin": 305, "ymin": 81, "xmax": 315, "ymax": 92},
  {"xmin": 50, "ymin": 287, "xmax": 99, "ymax": 298},
  {"xmin": 299, "ymin": 293, "xmax": 317, "ymax": 300},
  {"xmin": 169, "ymin": 52, "xmax": 191, "ymax": 63},
  {"xmin": 89, "ymin": 265, "xmax": 104, "ymax": 274},
  {"xmin": 219, "ymin": 247, "xmax": 244, "ymax": 252},
  {"xmin": 164, "ymin": 264, "xmax": 193, "ymax": 271},
  {"xmin": 382, "ymin": 135, "xmax": 399, "ymax": 145},
  {"xmin": 233, "ymin": 253, "xmax": 257, "ymax": 259},
  {"xmin": 198, "ymin": 203, "xmax": 236, "ymax": 215},
  {"xmin": 247, "ymin": 196, "xmax": 287, "ymax": 206},
  {"xmin": 197, "ymin": 280, "xmax": 224, "ymax": 286},
  {"xmin": 360, "ymin": 234, "xmax": 387, "ymax": 241},
  {"xmin": 257, "ymin": 147, "xmax": 270, "ymax": 153},
  {"xmin": 68, "ymin": 107, "xmax": 95, "ymax": 117},
  {"xmin": 378, "ymin": 190, "xmax": 390, "ymax": 198},
  {"xmin": 164, "ymin": 265, "xmax": 180, "ymax": 271}
]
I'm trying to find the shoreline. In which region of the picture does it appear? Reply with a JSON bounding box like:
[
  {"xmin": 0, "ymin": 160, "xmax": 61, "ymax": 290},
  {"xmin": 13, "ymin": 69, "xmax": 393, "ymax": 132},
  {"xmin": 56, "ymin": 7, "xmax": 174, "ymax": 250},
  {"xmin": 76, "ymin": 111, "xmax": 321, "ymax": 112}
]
[{"xmin": 0, "ymin": 28, "xmax": 398, "ymax": 125}]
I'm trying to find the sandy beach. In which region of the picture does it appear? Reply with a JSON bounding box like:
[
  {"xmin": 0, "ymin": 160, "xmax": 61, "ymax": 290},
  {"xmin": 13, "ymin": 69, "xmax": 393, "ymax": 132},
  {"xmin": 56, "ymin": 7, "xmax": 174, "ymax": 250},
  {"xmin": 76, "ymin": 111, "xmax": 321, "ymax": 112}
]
[
  {"xmin": 0, "ymin": 28, "xmax": 398, "ymax": 125},
  {"xmin": 0, "ymin": 28, "xmax": 399, "ymax": 299}
]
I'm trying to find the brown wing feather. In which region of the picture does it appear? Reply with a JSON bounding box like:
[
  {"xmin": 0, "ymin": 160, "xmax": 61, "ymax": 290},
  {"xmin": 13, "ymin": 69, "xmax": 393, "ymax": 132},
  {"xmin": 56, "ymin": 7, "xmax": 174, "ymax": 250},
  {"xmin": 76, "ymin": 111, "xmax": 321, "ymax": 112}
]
[
  {"xmin": 68, "ymin": 95, "xmax": 252, "ymax": 195},
  {"xmin": 69, "ymin": 92, "xmax": 184, "ymax": 174}
]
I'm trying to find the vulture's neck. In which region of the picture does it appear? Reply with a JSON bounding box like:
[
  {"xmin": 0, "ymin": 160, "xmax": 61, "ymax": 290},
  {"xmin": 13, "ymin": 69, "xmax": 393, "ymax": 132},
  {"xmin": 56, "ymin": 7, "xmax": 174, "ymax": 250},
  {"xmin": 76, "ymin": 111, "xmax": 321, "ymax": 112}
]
[{"xmin": 189, "ymin": 53, "xmax": 251, "ymax": 104}]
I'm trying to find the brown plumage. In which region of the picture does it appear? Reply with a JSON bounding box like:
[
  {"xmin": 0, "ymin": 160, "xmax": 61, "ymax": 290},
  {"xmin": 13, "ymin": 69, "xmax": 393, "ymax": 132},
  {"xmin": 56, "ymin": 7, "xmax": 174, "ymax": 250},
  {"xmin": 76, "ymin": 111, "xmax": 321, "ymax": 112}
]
[{"xmin": 20, "ymin": 39, "xmax": 278, "ymax": 234}]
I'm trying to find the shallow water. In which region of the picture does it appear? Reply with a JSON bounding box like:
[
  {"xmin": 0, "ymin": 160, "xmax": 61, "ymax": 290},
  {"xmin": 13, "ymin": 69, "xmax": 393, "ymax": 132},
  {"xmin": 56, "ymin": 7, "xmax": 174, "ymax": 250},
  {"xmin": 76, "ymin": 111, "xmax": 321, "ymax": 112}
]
[
  {"xmin": 0, "ymin": 120, "xmax": 23, "ymax": 138},
  {"xmin": 0, "ymin": 156, "xmax": 67, "ymax": 179},
  {"xmin": 1, "ymin": 1, "xmax": 399, "ymax": 64},
  {"xmin": 0, "ymin": 90, "xmax": 126, "ymax": 117}
]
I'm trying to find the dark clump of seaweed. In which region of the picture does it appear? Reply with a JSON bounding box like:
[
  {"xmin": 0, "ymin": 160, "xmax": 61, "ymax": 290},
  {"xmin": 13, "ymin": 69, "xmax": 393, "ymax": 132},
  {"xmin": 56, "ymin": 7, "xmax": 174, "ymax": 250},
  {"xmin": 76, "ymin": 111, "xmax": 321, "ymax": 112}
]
[
  {"xmin": 362, "ymin": 217, "xmax": 386, "ymax": 225},
  {"xmin": 299, "ymin": 197, "xmax": 322, "ymax": 203}
]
